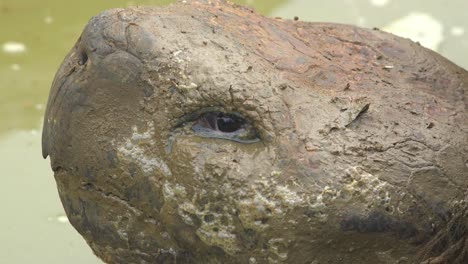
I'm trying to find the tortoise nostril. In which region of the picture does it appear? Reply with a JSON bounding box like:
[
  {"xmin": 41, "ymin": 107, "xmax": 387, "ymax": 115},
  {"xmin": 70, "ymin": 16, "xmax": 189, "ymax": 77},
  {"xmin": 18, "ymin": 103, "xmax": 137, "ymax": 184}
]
[{"xmin": 78, "ymin": 51, "xmax": 88, "ymax": 65}]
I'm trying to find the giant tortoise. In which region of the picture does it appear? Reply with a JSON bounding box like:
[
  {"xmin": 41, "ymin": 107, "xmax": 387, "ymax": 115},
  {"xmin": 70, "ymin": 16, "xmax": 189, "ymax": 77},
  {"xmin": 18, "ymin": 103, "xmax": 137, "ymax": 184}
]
[{"xmin": 42, "ymin": 0, "xmax": 467, "ymax": 263}]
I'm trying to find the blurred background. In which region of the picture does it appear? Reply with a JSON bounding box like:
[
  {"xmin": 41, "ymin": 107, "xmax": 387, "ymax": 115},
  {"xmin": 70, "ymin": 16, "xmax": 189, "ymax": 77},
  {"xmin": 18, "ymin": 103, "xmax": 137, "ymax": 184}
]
[{"xmin": 0, "ymin": 0, "xmax": 466, "ymax": 263}]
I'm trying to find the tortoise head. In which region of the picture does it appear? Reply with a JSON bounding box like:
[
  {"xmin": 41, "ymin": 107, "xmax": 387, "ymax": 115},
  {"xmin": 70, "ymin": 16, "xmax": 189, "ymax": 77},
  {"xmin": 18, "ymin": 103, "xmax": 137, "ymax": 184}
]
[{"xmin": 42, "ymin": 1, "xmax": 468, "ymax": 263}]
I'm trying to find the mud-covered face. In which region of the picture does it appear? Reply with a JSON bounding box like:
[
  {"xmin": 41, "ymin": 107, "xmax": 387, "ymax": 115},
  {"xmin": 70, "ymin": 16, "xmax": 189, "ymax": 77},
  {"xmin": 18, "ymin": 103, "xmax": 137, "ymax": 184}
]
[{"xmin": 42, "ymin": 2, "xmax": 467, "ymax": 264}]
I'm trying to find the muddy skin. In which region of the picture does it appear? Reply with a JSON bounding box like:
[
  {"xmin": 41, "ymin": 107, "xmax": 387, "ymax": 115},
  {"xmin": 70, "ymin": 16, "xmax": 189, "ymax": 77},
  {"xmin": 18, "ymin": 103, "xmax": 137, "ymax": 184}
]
[{"xmin": 42, "ymin": 0, "xmax": 468, "ymax": 263}]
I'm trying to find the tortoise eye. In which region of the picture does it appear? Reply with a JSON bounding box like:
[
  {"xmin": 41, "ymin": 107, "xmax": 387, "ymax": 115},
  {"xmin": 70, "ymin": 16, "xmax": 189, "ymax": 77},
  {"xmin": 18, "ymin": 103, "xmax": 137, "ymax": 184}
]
[
  {"xmin": 191, "ymin": 112, "xmax": 260, "ymax": 143},
  {"xmin": 216, "ymin": 114, "xmax": 243, "ymax": 132}
]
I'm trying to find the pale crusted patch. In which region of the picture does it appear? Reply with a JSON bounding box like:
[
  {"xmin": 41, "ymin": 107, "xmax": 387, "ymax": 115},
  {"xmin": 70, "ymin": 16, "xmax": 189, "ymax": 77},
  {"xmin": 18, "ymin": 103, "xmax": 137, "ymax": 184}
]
[
  {"xmin": 305, "ymin": 167, "xmax": 397, "ymax": 222},
  {"xmin": 162, "ymin": 182, "xmax": 187, "ymax": 202},
  {"xmin": 268, "ymin": 238, "xmax": 289, "ymax": 263},
  {"xmin": 163, "ymin": 182, "xmax": 241, "ymax": 255},
  {"xmin": 115, "ymin": 122, "xmax": 172, "ymax": 176},
  {"xmin": 237, "ymin": 191, "xmax": 278, "ymax": 231},
  {"xmin": 237, "ymin": 174, "xmax": 306, "ymax": 232},
  {"xmin": 161, "ymin": 172, "xmax": 307, "ymax": 258},
  {"xmin": 183, "ymin": 202, "xmax": 240, "ymax": 254},
  {"xmin": 275, "ymin": 185, "xmax": 304, "ymax": 207},
  {"xmin": 340, "ymin": 166, "xmax": 391, "ymax": 205},
  {"xmin": 196, "ymin": 223, "xmax": 239, "ymax": 256}
]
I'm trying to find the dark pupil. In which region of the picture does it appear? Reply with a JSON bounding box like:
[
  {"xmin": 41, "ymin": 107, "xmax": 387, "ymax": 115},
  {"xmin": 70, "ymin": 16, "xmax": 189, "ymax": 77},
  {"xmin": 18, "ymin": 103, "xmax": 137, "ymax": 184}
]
[{"xmin": 216, "ymin": 114, "xmax": 242, "ymax": 132}]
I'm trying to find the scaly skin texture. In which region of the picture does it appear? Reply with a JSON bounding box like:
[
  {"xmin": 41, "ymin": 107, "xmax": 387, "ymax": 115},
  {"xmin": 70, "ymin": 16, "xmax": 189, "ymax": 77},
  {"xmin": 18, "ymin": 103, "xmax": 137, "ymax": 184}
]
[{"xmin": 42, "ymin": 1, "xmax": 468, "ymax": 263}]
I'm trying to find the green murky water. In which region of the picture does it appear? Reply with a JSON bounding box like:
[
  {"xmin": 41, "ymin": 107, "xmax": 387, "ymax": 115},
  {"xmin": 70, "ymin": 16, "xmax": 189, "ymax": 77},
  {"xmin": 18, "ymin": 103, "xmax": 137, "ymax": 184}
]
[{"xmin": 0, "ymin": 0, "xmax": 466, "ymax": 262}]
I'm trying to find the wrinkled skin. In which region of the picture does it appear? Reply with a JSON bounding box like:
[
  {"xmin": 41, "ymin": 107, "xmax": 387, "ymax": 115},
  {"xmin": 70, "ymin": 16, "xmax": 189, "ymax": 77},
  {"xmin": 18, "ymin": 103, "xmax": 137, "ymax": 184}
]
[{"xmin": 42, "ymin": 1, "xmax": 468, "ymax": 263}]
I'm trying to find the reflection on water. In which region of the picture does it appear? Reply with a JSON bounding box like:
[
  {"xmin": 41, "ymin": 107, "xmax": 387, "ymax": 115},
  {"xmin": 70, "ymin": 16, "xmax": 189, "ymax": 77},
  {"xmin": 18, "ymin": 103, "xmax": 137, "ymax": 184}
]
[{"xmin": 0, "ymin": 0, "xmax": 466, "ymax": 263}]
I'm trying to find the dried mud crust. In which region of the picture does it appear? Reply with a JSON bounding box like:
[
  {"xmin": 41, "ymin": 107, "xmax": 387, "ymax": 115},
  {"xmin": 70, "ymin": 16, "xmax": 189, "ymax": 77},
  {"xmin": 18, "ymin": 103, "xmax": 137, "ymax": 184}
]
[{"xmin": 42, "ymin": 0, "xmax": 467, "ymax": 263}]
